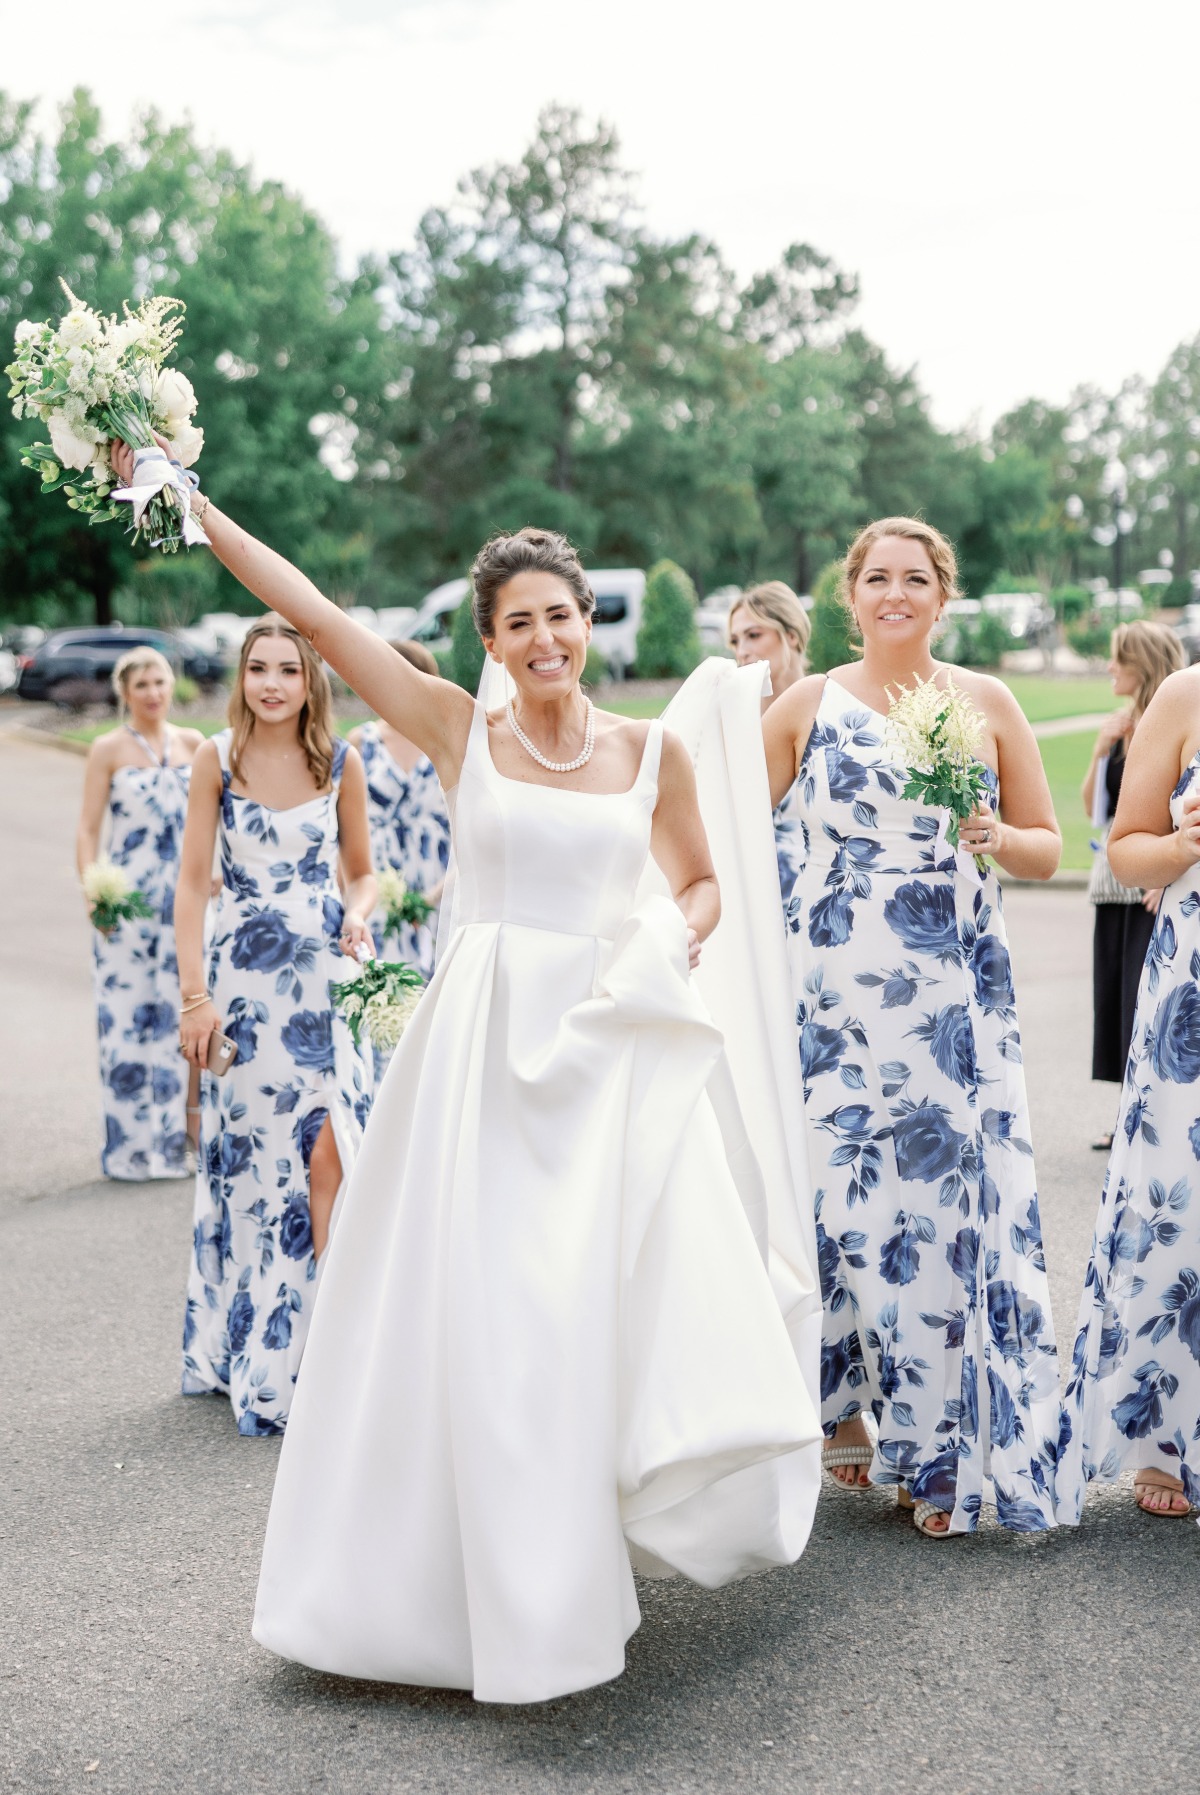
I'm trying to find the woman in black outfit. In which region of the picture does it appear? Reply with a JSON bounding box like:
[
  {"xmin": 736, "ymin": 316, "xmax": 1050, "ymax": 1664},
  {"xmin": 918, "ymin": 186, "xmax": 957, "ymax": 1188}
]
[{"xmin": 1083, "ymin": 619, "xmax": 1186, "ymax": 1148}]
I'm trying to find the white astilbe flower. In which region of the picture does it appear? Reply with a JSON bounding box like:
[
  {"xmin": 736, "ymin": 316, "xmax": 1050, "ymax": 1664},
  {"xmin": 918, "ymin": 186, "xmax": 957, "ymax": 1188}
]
[
  {"xmin": 886, "ymin": 674, "xmax": 982, "ymax": 772},
  {"xmin": 81, "ymin": 859, "xmax": 133, "ymax": 904},
  {"xmin": 376, "ymin": 868, "xmax": 409, "ymax": 910},
  {"xmin": 361, "ymin": 986, "xmax": 423, "ymax": 1052}
]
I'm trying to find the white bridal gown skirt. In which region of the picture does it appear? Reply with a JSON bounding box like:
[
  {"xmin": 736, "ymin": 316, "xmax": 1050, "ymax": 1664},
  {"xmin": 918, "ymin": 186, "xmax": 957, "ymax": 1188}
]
[{"xmin": 253, "ymin": 897, "xmax": 821, "ymax": 1703}]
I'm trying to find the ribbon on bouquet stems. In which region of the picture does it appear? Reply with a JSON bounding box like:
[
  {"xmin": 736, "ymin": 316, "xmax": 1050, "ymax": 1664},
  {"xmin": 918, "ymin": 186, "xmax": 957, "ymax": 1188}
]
[{"xmin": 111, "ymin": 446, "xmax": 211, "ymax": 548}]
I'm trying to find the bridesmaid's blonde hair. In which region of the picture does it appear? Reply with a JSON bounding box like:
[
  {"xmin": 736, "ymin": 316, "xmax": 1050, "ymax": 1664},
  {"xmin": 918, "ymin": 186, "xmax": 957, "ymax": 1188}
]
[
  {"xmin": 727, "ymin": 581, "xmax": 811, "ymax": 662},
  {"xmin": 227, "ymin": 616, "xmax": 335, "ymax": 791},
  {"xmin": 111, "ymin": 645, "xmax": 175, "ymax": 708},
  {"xmin": 1111, "ymin": 619, "xmax": 1186, "ymax": 725}
]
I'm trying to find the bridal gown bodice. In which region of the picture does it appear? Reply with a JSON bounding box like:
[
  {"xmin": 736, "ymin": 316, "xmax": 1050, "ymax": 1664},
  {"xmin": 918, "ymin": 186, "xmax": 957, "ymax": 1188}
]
[{"xmin": 254, "ymin": 700, "xmax": 820, "ymax": 1703}]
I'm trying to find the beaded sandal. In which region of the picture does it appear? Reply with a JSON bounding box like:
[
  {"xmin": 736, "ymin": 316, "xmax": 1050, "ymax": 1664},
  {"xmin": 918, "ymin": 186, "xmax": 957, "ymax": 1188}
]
[{"xmin": 821, "ymin": 1443, "xmax": 873, "ymax": 1487}]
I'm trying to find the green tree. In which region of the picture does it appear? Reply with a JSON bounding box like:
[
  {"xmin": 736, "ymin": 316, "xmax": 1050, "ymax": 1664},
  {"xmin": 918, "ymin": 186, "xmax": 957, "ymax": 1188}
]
[
  {"xmin": 0, "ymin": 88, "xmax": 385, "ymax": 625},
  {"xmin": 635, "ymin": 559, "xmax": 702, "ymax": 677},
  {"xmin": 449, "ymin": 597, "xmax": 486, "ymax": 692},
  {"xmin": 806, "ymin": 560, "xmax": 854, "ymax": 672}
]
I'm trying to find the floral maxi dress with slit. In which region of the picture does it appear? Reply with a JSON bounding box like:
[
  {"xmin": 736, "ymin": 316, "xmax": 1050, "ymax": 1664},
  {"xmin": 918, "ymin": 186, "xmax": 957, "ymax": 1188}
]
[
  {"xmin": 182, "ymin": 731, "xmax": 373, "ymax": 1436},
  {"xmin": 787, "ymin": 677, "xmax": 1062, "ymax": 1531}
]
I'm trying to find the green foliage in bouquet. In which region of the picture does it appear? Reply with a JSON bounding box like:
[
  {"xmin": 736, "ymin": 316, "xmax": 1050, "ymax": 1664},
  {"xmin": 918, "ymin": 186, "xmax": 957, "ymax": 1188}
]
[{"xmin": 332, "ymin": 958, "xmax": 425, "ymax": 1053}]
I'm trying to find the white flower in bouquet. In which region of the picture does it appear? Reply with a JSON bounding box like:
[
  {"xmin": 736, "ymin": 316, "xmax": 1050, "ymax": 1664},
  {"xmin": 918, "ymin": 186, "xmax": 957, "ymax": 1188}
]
[
  {"xmin": 48, "ymin": 410, "xmax": 101, "ymax": 472},
  {"xmin": 154, "ymin": 367, "xmax": 198, "ymax": 425},
  {"xmin": 885, "ymin": 675, "xmax": 992, "ymax": 852},
  {"xmin": 58, "ymin": 305, "xmax": 101, "ymax": 349},
  {"xmin": 361, "ymin": 986, "xmax": 423, "ymax": 1054},
  {"xmin": 163, "ymin": 420, "xmax": 204, "ymax": 468},
  {"xmin": 6, "ymin": 282, "xmax": 205, "ymax": 554},
  {"xmin": 81, "ymin": 858, "xmax": 133, "ymax": 906}
]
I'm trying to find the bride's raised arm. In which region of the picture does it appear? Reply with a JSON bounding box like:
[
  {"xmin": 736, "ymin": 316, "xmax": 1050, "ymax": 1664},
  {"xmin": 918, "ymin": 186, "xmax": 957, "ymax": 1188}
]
[{"xmin": 111, "ymin": 439, "xmax": 475, "ymax": 781}]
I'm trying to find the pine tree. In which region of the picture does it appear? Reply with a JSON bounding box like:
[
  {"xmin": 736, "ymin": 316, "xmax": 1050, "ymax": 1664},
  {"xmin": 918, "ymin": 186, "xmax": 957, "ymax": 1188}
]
[
  {"xmin": 635, "ymin": 560, "xmax": 702, "ymax": 679},
  {"xmin": 806, "ymin": 559, "xmax": 855, "ymax": 672}
]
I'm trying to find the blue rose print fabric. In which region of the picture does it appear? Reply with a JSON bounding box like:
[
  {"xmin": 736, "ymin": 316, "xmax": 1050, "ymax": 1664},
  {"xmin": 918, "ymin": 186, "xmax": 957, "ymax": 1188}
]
[
  {"xmin": 1060, "ymin": 753, "xmax": 1200, "ymax": 1516},
  {"xmin": 182, "ymin": 731, "xmax": 373, "ymax": 1436},
  {"xmin": 358, "ymin": 721, "xmax": 450, "ymax": 980},
  {"xmin": 92, "ymin": 733, "xmax": 191, "ymax": 1180},
  {"xmin": 787, "ymin": 677, "xmax": 1062, "ymax": 1531},
  {"xmin": 773, "ymin": 783, "xmax": 804, "ymax": 910}
]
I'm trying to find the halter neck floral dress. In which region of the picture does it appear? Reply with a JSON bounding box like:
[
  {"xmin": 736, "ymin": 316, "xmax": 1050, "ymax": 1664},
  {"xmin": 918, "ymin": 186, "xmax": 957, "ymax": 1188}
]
[
  {"xmin": 92, "ymin": 726, "xmax": 191, "ymax": 1180},
  {"xmin": 182, "ymin": 731, "xmax": 373, "ymax": 1437},
  {"xmin": 787, "ymin": 677, "xmax": 1062, "ymax": 1531},
  {"xmin": 1060, "ymin": 750, "xmax": 1200, "ymax": 1516}
]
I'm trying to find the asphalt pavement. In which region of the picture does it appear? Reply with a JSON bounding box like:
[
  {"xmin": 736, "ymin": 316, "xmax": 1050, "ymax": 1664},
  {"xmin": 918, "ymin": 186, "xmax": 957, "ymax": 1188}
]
[{"xmin": 2, "ymin": 730, "xmax": 1196, "ymax": 1795}]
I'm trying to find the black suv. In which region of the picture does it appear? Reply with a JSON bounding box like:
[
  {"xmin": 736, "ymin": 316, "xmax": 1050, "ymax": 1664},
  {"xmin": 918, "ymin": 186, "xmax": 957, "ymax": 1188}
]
[{"xmin": 17, "ymin": 626, "xmax": 226, "ymax": 703}]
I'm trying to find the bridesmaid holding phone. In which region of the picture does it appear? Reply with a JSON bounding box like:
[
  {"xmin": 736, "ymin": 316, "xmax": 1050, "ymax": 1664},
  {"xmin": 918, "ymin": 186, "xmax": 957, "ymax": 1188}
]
[{"xmin": 171, "ymin": 613, "xmax": 376, "ymax": 1437}]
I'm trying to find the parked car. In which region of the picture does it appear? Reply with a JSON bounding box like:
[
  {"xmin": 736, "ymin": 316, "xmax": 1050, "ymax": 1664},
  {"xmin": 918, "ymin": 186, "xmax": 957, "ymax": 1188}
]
[
  {"xmin": 980, "ymin": 592, "xmax": 1054, "ymax": 642},
  {"xmin": 0, "ymin": 648, "xmax": 18, "ymax": 694},
  {"xmin": 401, "ymin": 567, "xmax": 649, "ymax": 677},
  {"xmin": 403, "ymin": 579, "xmax": 471, "ymax": 657},
  {"xmin": 374, "ymin": 606, "xmax": 418, "ymax": 640},
  {"xmin": 1174, "ymin": 602, "xmax": 1200, "ymax": 663},
  {"xmin": 16, "ymin": 625, "xmax": 226, "ymax": 703}
]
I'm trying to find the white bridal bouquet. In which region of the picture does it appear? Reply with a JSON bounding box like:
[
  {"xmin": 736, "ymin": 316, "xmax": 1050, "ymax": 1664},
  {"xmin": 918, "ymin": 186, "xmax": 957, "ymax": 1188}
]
[
  {"xmin": 376, "ymin": 867, "xmax": 434, "ymax": 935},
  {"xmin": 81, "ymin": 858, "xmax": 155, "ymax": 931},
  {"xmin": 332, "ymin": 958, "xmax": 425, "ymax": 1055},
  {"xmin": 886, "ymin": 675, "xmax": 991, "ymax": 852},
  {"xmin": 6, "ymin": 282, "xmax": 207, "ymax": 552}
]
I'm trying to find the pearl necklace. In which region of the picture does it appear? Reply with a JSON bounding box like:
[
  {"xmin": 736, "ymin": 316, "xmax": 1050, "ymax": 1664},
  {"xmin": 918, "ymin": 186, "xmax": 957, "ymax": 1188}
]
[{"xmin": 506, "ymin": 695, "xmax": 596, "ymax": 773}]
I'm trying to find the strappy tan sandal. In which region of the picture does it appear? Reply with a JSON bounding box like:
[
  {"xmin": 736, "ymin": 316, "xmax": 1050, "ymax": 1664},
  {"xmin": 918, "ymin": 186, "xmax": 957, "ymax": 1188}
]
[
  {"xmin": 1133, "ymin": 1471, "xmax": 1192, "ymax": 1518},
  {"xmin": 822, "ymin": 1443, "xmax": 873, "ymax": 1486}
]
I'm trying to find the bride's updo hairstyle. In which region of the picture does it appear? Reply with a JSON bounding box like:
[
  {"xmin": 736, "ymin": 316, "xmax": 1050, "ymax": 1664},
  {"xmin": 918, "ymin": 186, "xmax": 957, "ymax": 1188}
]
[
  {"xmin": 470, "ymin": 527, "xmax": 596, "ymax": 639},
  {"xmin": 842, "ymin": 516, "xmax": 962, "ymax": 616}
]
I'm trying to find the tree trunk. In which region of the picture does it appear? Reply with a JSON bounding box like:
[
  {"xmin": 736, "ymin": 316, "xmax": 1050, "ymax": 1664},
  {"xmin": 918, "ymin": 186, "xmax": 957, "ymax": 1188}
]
[{"xmin": 793, "ymin": 529, "xmax": 811, "ymax": 594}]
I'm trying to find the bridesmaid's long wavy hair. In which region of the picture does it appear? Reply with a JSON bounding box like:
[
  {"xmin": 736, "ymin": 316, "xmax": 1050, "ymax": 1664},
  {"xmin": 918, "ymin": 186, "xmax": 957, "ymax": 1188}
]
[
  {"xmin": 227, "ymin": 616, "xmax": 335, "ymax": 791},
  {"xmin": 1111, "ymin": 619, "xmax": 1186, "ymax": 725}
]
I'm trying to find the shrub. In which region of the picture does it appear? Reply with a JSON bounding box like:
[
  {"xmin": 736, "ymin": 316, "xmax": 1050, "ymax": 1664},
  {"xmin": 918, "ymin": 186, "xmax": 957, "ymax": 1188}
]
[
  {"xmin": 173, "ymin": 675, "xmax": 199, "ymax": 706},
  {"xmin": 635, "ymin": 560, "xmax": 702, "ymax": 679},
  {"xmin": 449, "ymin": 599, "xmax": 486, "ymax": 692},
  {"xmin": 433, "ymin": 646, "xmax": 455, "ymax": 682},
  {"xmin": 1050, "ymin": 585, "xmax": 1090, "ymax": 624},
  {"xmin": 949, "ymin": 613, "xmax": 1014, "ymax": 669},
  {"xmin": 806, "ymin": 560, "xmax": 854, "ymax": 673},
  {"xmin": 582, "ymin": 645, "xmax": 610, "ymax": 688},
  {"xmin": 1067, "ymin": 615, "xmax": 1117, "ymax": 660}
]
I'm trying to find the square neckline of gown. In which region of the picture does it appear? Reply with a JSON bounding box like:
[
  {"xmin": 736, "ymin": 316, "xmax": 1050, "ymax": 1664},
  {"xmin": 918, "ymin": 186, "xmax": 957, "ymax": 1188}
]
[{"xmin": 477, "ymin": 703, "xmax": 658, "ymax": 800}]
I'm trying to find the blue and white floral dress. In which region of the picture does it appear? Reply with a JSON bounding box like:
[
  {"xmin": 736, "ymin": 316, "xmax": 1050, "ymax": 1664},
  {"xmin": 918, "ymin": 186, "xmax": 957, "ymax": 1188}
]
[
  {"xmin": 1061, "ymin": 753, "xmax": 1200, "ymax": 1516},
  {"xmin": 773, "ymin": 785, "xmax": 804, "ymax": 910},
  {"xmin": 92, "ymin": 728, "xmax": 191, "ymax": 1180},
  {"xmin": 182, "ymin": 731, "xmax": 373, "ymax": 1437},
  {"xmin": 788, "ymin": 677, "xmax": 1062, "ymax": 1531},
  {"xmin": 358, "ymin": 721, "xmax": 450, "ymax": 980}
]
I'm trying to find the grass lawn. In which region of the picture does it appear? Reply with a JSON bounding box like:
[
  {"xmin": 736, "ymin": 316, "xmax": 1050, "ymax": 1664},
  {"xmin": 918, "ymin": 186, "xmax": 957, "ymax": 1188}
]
[
  {"xmin": 1037, "ymin": 728, "xmax": 1095, "ymax": 871},
  {"xmin": 998, "ymin": 673, "xmax": 1115, "ymax": 723}
]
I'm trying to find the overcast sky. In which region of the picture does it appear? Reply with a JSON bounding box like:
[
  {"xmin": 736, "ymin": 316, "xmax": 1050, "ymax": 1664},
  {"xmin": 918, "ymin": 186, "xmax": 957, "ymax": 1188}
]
[{"xmin": 3, "ymin": 0, "xmax": 1196, "ymax": 430}]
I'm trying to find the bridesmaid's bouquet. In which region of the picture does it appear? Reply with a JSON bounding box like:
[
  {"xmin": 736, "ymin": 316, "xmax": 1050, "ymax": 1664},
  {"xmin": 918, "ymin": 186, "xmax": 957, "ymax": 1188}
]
[
  {"xmin": 81, "ymin": 859, "xmax": 155, "ymax": 931},
  {"xmin": 377, "ymin": 868, "xmax": 434, "ymax": 934},
  {"xmin": 886, "ymin": 676, "xmax": 991, "ymax": 851},
  {"xmin": 6, "ymin": 282, "xmax": 207, "ymax": 552},
  {"xmin": 333, "ymin": 958, "xmax": 425, "ymax": 1054}
]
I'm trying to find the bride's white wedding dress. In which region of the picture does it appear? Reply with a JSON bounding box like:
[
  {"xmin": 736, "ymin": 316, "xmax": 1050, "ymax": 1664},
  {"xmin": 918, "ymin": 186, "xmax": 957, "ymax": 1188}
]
[{"xmin": 253, "ymin": 700, "xmax": 821, "ymax": 1703}]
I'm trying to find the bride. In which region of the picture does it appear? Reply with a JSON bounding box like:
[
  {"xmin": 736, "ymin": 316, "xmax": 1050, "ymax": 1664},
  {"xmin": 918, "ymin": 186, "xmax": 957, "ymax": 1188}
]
[{"xmin": 136, "ymin": 453, "xmax": 821, "ymax": 1702}]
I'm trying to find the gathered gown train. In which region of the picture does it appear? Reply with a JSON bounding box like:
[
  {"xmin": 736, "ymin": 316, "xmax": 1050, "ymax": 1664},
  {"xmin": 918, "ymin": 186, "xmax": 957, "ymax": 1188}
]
[{"xmin": 253, "ymin": 702, "xmax": 822, "ymax": 1702}]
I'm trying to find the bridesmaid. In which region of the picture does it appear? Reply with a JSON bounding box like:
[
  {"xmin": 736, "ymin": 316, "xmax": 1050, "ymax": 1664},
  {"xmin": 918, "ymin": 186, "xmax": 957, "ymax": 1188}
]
[
  {"xmin": 1082, "ymin": 621, "xmax": 1183, "ymax": 1149},
  {"xmin": 172, "ymin": 615, "xmax": 376, "ymax": 1436},
  {"xmin": 727, "ymin": 582, "xmax": 810, "ymax": 908},
  {"xmin": 764, "ymin": 517, "xmax": 1064, "ymax": 1534},
  {"xmin": 75, "ymin": 646, "xmax": 205, "ymax": 1179},
  {"xmin": 346, "ymin": 638, "xmax": 450, "ymax": 980},
  {"xmin": 1061, "ymin": 660, "xmax": 1200, "ymax": 1520}
]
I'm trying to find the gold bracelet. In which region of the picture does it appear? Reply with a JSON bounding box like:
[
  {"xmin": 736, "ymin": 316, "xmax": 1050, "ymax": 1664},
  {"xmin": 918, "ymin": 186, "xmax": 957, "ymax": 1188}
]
[
  {"xmin": 180, "ymin": 995, "xmax": 212, "ymax": 1014},
  {"xmin": 181, "ymin": 990, "xmax": 208, "ymax": 1003},
  {"xmin": 191, "ymin": 490, "xmax": 211, "ymax": 526}
]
